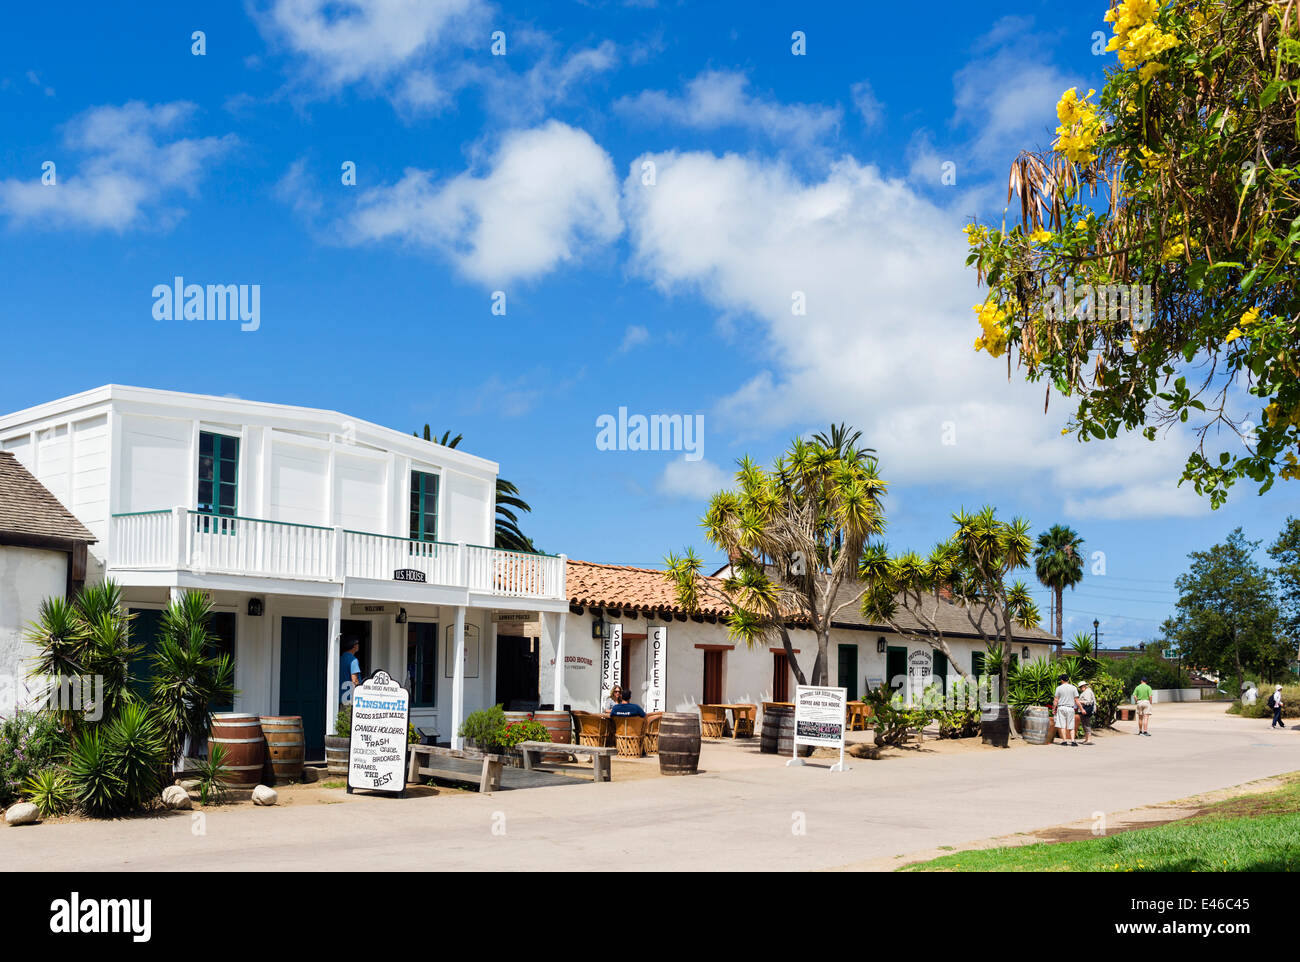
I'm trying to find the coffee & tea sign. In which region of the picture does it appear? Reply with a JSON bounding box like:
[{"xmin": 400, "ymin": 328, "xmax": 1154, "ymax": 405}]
[{"xmin": 347, "ymin": 670, "xmax": 410, "ymax": 796}]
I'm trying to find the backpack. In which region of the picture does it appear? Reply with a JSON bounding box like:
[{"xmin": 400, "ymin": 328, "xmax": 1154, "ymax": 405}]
[{"xmin": 1267, "ymin": 693, "xmax": 1277, "ymax": 709}]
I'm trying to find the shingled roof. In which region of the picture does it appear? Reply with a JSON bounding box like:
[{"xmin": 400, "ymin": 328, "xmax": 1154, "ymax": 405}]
[
  {"xmin": 565, "ymin": 558, "xmax": 1058, "ymax": 643},
  {"xmin": 0, "ymin": 452, "xmax": 96, "ymax": 545}
]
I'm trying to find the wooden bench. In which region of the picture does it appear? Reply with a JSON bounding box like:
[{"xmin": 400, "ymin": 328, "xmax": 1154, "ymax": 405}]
[
  {"xmin": 406, "ymin": 745, "xmax": 503, "ymax": 794},
  {"xmin": 518, "ymin": 741, "xmax": 616, "ymax": 783}
]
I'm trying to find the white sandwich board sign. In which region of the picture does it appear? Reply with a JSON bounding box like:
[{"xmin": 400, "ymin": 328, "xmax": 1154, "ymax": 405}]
[
  {"xmin": 347, "ymin": 670, "xmax": 410, "ymax": 797},
  {"xmin": 788, "ymin": 685, "xmax": 848, "ymax": 773}
]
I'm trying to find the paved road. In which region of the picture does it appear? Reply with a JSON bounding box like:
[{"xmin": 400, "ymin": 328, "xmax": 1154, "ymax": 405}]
[{"xmin": 5, "ymin": 703, "xmax": 1295, "ymax": 871}]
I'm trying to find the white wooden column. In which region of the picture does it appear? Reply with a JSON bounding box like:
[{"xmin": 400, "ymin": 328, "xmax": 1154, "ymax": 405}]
[
  {"xmin": 169, "ymin": 586, "xmax": 184, "ymax": 607},
  {"xmin": 551, "ymin": 611, "xmax": 566, "ymax": 711},
  {"xmin": 326, "ymin": 597, "xmax": 342, "ymax": 737},
  {"xmin": 450, "ymin": 605, "xmax": 466, "ymax": 749}
]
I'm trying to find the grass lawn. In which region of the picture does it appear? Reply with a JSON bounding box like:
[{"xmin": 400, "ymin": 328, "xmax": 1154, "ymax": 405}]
[{"xmin": 902, "ymin": 774, "xmax": 1300, "ymax": 872}]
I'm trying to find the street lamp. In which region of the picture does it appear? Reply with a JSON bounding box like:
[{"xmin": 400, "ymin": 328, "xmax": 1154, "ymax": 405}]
[{"xmin": 1093, "ymin": 618, "xmax": 1100, "ymax": 650}]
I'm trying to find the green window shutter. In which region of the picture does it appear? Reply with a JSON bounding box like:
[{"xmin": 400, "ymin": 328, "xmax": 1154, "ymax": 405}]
[
  {"xmin": 933, "ymin": 650, "xmax": 947, "ymax": 687},
  {"xmin": 972, "ymin": 651, "xmax": 985, "ymax": 677}
]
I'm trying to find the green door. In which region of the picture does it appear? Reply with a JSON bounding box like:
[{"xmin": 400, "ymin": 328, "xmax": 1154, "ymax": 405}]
[
  {"xmin": 279, "ymin": 617, "xmax": 328, "ymax": 758},
  {"xmin": 837, "ymin": 644, "xmax": 859, "ymax": 701},
  {"xmin": 932, "ymin": 650, "xmax": 947, "ymax": 695},
  {"xmin": 887, "ymin": 645, "xmax": 907, "ymax": 693},
  {"xmin": 129, "ymin": 608, "xmax": 165, "ymax": 700}
]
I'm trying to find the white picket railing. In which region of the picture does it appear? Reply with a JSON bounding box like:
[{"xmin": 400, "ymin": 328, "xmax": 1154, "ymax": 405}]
[
  {"xmin": 109, "ymin": 509, "xmax": 565, "ymax": 601},
  {"xmin": 342, "ymin": 530, "xmax": 461, "ymax": 586}
]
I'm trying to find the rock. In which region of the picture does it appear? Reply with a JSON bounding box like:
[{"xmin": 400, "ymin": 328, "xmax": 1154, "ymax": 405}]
[
  {"xmin": 5, "ymin": 803, "xmax": 40, "ymax": 826},
  {"xmin": 176, "ymin": 779, "xmax": 201, "ymax": 792},
  {"xmin": 252, "ymin": 785, "xmax": 278, "ymax": 806},
  {"xmin": 300, "ymin": 766, "xmax": 320, "ymax": 784},
  {"xmin": 161, "ymin": 786, "xmax": 192, "ymax": 810},
  {"xmin": 847, "ymin": 743, "xmax": 880, "ymax": 760}
]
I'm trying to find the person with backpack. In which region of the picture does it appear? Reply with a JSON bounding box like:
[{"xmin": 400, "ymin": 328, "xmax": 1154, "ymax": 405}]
[{"xmin": 1269, "ymin": 685, "xmax": 1285, "ymax": 729}]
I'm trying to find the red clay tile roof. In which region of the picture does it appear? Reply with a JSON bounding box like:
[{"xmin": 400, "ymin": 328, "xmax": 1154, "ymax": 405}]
[
  {"xmin": 0, "ymin": 451, "xmax": 96, "ymax": 544},
  {"xmin": 566, "ymin": 560, "xmax": 733, "ymax": 618}
]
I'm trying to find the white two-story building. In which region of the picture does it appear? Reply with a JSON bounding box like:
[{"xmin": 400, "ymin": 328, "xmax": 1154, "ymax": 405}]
[{"xmin": 0, "ymin": 386, "xmax": 569, "ymax": 757}]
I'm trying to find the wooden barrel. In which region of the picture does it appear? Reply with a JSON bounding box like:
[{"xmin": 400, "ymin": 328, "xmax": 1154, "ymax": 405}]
[
  {"xmin": 760, "ymin": 704, "xmax": 792, "ymax": 754},
  {"xmin": 209, "ymin": 713, "xmax": 265, "ymax": 787},
  {"xmin": 260, "ymin": 715, "xmax": 305, "ymax": 784},
  {"xmin": 533, "ymin": 710, "xmax": 572, "ymax": 762},
  {"xmin": 777, "ymin": 710, "xmax": 814, "ymax": 758},
  {"xmin": 504, "ymin": 711, "xmax": 532, "ymax": 729},
  {"xmin": 325, "ymin": 735, "xmax": 349, "ymax": 775},
  {"xmin": 980, "ymin": 703, "xmax": 1010, "ymax": 748},
  {"xmin": 658, "ymin": 712, "xmax": 701, "ymax": 775},
  {"xmin": 1021, "ymin": 706, "xmax": 1054, "ymax": 745}
]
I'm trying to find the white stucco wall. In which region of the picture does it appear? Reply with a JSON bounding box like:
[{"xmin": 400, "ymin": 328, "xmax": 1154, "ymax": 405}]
[
  {"xmin": 0, "ymin": 545, "xmax": 68, "ymax": 716},
  {"xmin": 549, "ymin": 609, "xmax": 1057, "ymax": 711}
]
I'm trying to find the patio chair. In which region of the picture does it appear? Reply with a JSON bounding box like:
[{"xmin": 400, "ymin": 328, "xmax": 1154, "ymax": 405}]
[
  {"xmin": 643, "ymin": 712, "xmax": 663, "ymax": 754},
  {"xmin": 732, "ymin": 704, "xmax": 757, "ymax": 738},
  {"xmin": 614, "ymin": 715, "xmax": 647, "ymax": 757},
  {"xmin": 575, "ymin": 711, "xmax": 614, "ymax": 748},
  {"xmin": 699, "ymin": 704, "xmax": 727, "ymax": 739}
]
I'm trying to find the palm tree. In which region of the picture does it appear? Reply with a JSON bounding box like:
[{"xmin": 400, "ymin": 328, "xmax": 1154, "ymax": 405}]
[
  {"xmin": 415, "ymin": 424, "xmax": 538, "ymax": 552},
  {"xmin": 1033, "ymin": 524, "xmax": 1086, "ymax": 640},
  {"xmin": 150, "ymin": 589, "xmax": 236, "ymax": 767}
]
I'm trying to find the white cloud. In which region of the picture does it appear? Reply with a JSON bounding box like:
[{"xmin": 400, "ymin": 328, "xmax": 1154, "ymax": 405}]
[
  {"xmin": 617, "ymin": 70, "xmax": 841, "ymax": 147},
  {"xmin": 344, "ymin": 121, "xmax": 622, "ymax": 284},
  {"xmin": 254, "ymin": 0, "xmax": 483, "ymax": 92},
  {"xmin": 658, "ymin": 457, "xmax": 730, "ymax": 500},
  {"xmin": 0, "ymin": 101, "xmax": 235, "ymax": 232},
  {"xmin": 850, "ymin": 80, "xmax": 882, "ymax": 128},
  {"xmin": 622, "ymin": 150, "xmax": 1209, "ymax": 521},
  {"xmin": 618, "ymin": 324, "xmax": 650, "ymax": 353}
]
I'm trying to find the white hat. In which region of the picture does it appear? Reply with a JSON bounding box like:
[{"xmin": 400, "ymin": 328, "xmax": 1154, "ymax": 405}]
[{"xmin": 1277, "ymin": 684, "xmax": 1284, "ymax": 690}]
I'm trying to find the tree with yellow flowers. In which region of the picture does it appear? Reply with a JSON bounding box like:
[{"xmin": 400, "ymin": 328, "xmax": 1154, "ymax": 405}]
[{"xmin": 965, "ymin": 0, "xmax": 1300, "ymax": 506}]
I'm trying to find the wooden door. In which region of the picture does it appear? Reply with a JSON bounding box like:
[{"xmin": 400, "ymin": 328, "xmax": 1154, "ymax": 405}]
[
  {"xmin": 837, "ymin": 644, "xmax": 859, "ymax": 701},
  {"xmin": 772, "ymin": 652, "xmax": 790, "ymax": 702},
  {"xmin": 703, "ymin": 650, "xmax": 723, "ymax": 704}
]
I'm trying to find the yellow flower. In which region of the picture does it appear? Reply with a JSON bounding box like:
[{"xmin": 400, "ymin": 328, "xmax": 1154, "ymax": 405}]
[
  {"xmin": 1161, "ymin": 238, "xmax": 1184, "ymax": 262},
  {"xmin": 972, "ymin": 302, "xmax": 1009, "ymax": 358},
  {"xmin": 1139, "ymin": 61, "xmax": 1166, "ymax": 84},
  {"xmin": 1241, "ymin": 307, "xmax": 1262, "ymax": 327},
  {"xmin": 1225, "ymin": 327, "xmax": 1243, "ymax": 343},
  {"xmin": 1029, "ymin": 228, "xmax": 1052, "ymax": 244},
  {"xmin": 1053, "ymin": 88, "xmax": 1102, "ymax": 165},
  {"xmin": 1105, "ymin": 0, "xmax": 1179, "ymax": 73}
]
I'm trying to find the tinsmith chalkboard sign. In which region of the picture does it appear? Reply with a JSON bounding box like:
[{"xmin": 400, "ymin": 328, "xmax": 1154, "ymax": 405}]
[{"xmin": 347, "ymin": 670, "xmax": 411, "ymax": 797}]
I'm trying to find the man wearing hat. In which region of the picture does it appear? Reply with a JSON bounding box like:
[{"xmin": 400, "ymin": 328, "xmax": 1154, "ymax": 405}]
[
  {"xmin": 1269, "ymin": 685, "xmax": 1285, "ymax": 729},
  {"xmin": 1077, "ymin": 680, "xmax": 1097, "ymax": 745}
]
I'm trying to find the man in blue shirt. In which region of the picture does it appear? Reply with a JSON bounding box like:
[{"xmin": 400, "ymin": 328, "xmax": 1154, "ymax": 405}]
[
  {"xmin": 340, "ymin": 638, "xmax": 361, "ymax": 705},
  {"xmin": 609, "ymin": 689, "xmax": 645, "ymax": 718}
]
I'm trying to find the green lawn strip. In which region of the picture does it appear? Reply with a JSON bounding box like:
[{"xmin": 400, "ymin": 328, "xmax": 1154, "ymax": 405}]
[{"xmin": 902, "ymin": 774, "xmax": 1300, "ymax": 873}]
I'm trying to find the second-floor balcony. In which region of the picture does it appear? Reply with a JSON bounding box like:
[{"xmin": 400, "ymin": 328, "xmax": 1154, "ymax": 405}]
[{"xmin": 109, "ymin": 508, "xmax": 566, "ymax": 603}]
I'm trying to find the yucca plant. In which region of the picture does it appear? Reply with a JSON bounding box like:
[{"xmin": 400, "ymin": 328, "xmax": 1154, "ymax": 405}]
[
  {"xmin": 106, "ymin": 703, "xmax": 166, "ymax": 808},
  {"xmin": 66, "ymin": 728, "xmax": 126, "ymax": 817},
  {"xmin": 150, "ymin": 590, "xmax": 236, "ymax": 765},
  {"xmin": 188, "ymin": 741, "xmax": 231, "ymax": 806},
  {"xmin": 1007, "ymin": 658, "xmax": 1059, "ymax": 713},
  {"xmin": 24, "ymin": 768, "xmax": 73, "ymax": 818}
]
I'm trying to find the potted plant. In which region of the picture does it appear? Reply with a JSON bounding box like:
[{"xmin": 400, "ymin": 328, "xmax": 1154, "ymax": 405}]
[
  {"xmin": 458, "ymin": 705, "xmax": 508, "ymax": 756},
  {"xmin": 495, "ymin": 719, "xmax": 552, "ymax": 768}
]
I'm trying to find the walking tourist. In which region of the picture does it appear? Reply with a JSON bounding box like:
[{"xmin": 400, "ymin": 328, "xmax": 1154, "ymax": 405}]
[
  {"xmin": 1269, "ymin": 685, "xmax": 1285, "ymax": 729},
  {"xmin": 1132, "ymin": 678, "xmax": 1153, "ymax": 736},
  {"xmin": 1053, "ymin": 674, "xmax": 1080, "ymax": 747},
  {"xmin": 1077, "ymin": 680, "xmax": 1097, "ymax": 745}
]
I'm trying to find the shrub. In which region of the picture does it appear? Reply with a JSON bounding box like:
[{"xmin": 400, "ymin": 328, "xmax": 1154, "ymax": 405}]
[
  {"xmin": 0, "ymin": 711, "xmax": 68, "ymax": 807},
  {"xmin": 188, "ymin": 741, "xmax": 231, "ymax": 806},
  {"xmin": 66, "ymin": 706, "xmax": 167, "ymax": 816},
  {"xmin": 864, "ymin": 685, "xmax": 931, "ymax": 749},
  {"xmin": 24, "ymin": 768, "xmax": 72, "ymax": 818},
  {"xmin": 458, "ymin": 705, "xmax": 508, "ymax": 751},
  {"xmin": 935, "ymin": 707, "xmax": 980, "ymax": 739},
  {"xmin": 497, "ymin": 720, "xmax": 551, "ymax": 749},
  {"xmin": 1106, "ymin": 654, "xmax": 1183, "ymax": 692},
  {"xmin": 1087, "ymin": 673, "xmax": 1125, "ymax": 729}
]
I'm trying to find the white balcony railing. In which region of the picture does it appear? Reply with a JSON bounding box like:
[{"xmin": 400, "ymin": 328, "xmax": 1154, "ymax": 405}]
[{"xmin": 109, "ymin": 509, "xmax": 566, "ymax": 602}]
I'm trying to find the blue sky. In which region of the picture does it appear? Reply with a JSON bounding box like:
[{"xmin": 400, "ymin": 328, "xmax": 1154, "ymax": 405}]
[{"xmin": 0, "ymin": 0, "xmax": 1294, "ymax": 647}]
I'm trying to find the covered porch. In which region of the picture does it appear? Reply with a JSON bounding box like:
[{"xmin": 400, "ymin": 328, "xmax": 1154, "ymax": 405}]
[{"xmin": 108, "ymin": 508, "xmax": 569, "ymax": 757}]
